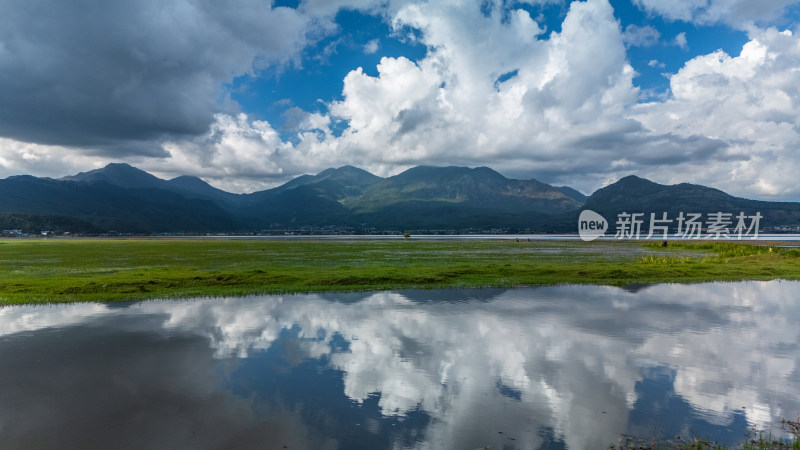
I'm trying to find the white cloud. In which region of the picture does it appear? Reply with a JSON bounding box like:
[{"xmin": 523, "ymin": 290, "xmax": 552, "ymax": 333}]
[
  {"xmin": 297, "ymin": 0, "xmax": 646, "ymax": 183},
  {"xmin": 161, "ymin": 114, "xmax": 297, "ymax": 192},
  {"xmin": 266, "ymin": 0, "xmax": 730, "ymax": 196},
  {"xmin": 284, "ymin": 0, "xmax": 800, "ymax": 199},
  {"xmin": 2, "ymin": 0, "xmax": 800, "ymax": 201},
  {"xmin": 0, "ymin": 138, "xmax": 116, "ymax": 180},
  {"xmin": 632, "ymin": 0, "xmax": 800, "ymax": 29},
  {"xmin": 622, "ymin": 24, "xmax": 661, "ymax": 47},
  {"xmin": 632, "ymin": 0, "xmax": 708, "ymax": 23},
  {"xmin": 298, "ymin": 0, "xmax": 387, "ymax": 17},
  {"xmin": 675, "ymin": 31, "xmax": 689, "ymax": 49},
  {"xmin": 631, "ymin": 28, "xmax": 800, "ymax": 198},
  {"xmin": 363, "ymin": 38, "xmax": 380, "ymax": 54},
  {"xmin": 156, "ymin": 109, "xmax": 349, "ymax": 193}
]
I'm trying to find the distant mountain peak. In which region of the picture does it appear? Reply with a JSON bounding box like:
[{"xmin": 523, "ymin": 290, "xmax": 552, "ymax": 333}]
[
  {"xmin": 92, "ymin": 162, "xmax": 151, "ymax": 176},
  {"xmin": 63, "ymin": 162, "xmax": 164, "ymax": 189},
  {"xmin": 321, "ymin": 165, "xmax": 369, "ymax": 174},
  {"xmin": 346, "ymin": 165, "xmax": 579, "ymax": 217},
  {"xmin": 7, "ymin": 163, "xmax": 800, "ymax": 233},
  {"xmin": 614, "ymin": 174, "xmax": 659, "ymax": 185},
  {"xmin": 168, "ymin": 175, "xmax": 208, "ymax": 185},
  {"xmin": 272, "ymin": 165, "xmax": 382, "ymax": 196},
  {"xmin": 589, "ymin": 175, "xmax": 663, "ymax": 197},
  {"xmin": 163, "ymin": 175, "xmax": 237, "ymax": 204},
  {"xmin": 317, "ymin": 165, "xmax": 381, "ymax": 182},
  {"xmin": 104, "ymin": 162, "xmax": 134, "ymax": 169},
  {"xmin": 388, "ymin": 166, "xmax": 510, "ymax": 186}
]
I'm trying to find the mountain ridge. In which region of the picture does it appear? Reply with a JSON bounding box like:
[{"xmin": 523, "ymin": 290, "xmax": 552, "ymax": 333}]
[
  {"xmin": 540, "ymin": 175, "xmax": 800, "ymax": 233},
  {"xmin": 2, "ymin": 164, "xmax": 799, "ymax": 234}
]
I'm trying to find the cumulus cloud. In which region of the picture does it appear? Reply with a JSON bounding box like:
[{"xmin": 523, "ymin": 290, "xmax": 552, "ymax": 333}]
[
  {"xmin": 0, "ymin": 0, "xmax": 328, "ymax": 152},
  {"xmin": 2, "ymin": 0, "xmax": 800, "ymax": 200},
  {"xmin": 155, "ymin": 110, "xmax": 344, "ymax": 192},
  {"xmin": 119, "ymin": 0, "xmax": 656, "ymax": 191},
  {"xmin": 266, "ymin": 0, "xmax": 733, "ymax": 195},
  {"xmin": 363, "ymin": 38, "xmax": 380, "ymax": 54},
  {"xmin": 632, "ymin": 0, "xmax": 800, "ymax": 29},
  {"xmin": 300, "ymin": 0, "xmax": 647, "ymax": 181},
  {"xmin": 0, "ymin": 137, "xmax": 146, "ymax": 180},
  {"xmin": 675, "ymin": 31, "xmax": 689, "ymax": 49},
  {"xmin": 161, "ymin": 113, "xmax": 295, "ymax": 192},
  {"xmin": 283, "ymin": 0, "xmax": 800, "ymax": 199},
  {"xmin": 156, "ymin": 0, "xmax": 800, "ymax": 198},
  {"xmin": 631, "ymin": 28, "xmax": 800, "ymax": 198},
  {"xmin": 622, "ymin": 24, "xmax": 661, "ymax": 47}
]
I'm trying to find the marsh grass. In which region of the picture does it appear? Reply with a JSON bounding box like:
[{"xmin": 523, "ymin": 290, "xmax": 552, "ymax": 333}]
[
  {"xmin": 607, "ymin": 438, "xmax": 799, "ymax": 450},
  {"xmin": 606, "ymin": 416, "xmax": 800, "ymax": 450},
  {"xmin": 607, "ymin": 433, "xmax": 799, "ymax": 450},
  {"xmin": 639, "ymin": 255, "xmax": 693, "ymax": 264},
  {"xmin": 2, "ymin": 238, "xmax": 800, "ymax": 304}
]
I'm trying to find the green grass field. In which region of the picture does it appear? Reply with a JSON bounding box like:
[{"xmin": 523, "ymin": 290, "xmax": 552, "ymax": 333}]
[{"xmin": 1, "ymin": 238, "xmax": 800, "ymax": 304}]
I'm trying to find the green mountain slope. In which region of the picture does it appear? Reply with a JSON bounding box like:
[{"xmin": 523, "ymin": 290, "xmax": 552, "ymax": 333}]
[
  {"xmin": 66, "ymin": 163, "xmax": 242, "ymax": 208},
  {"xmin": 543, "ymin": 175, "xmax": 800, "ymax": 233},
  {"xmin": 340, "ymin": 166, "xmax": 582, "ymax": 230},
  {"xmin": 6, "ymin": 165, "xmax": 800, "ymax": 234},
  {"xmin": 0, "ymin": 176, "xmax": 243, "ymax": 233},
  {"xmin": 63, "ymin": 163, "xmax": 164, "ymax": 189}
]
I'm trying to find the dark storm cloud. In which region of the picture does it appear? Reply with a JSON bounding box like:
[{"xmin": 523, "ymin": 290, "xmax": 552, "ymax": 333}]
[
  {"xmin": 281, "ymin": 106, "xmax": 308, "ymax": 131},
  {"xmin": 394, "ymin": 106, "xmax": 432, "ymax": 136},
  {"xmin": 500, "ymin": 129, "xmax": 736, "ymax": 195},
  {"xmin": 0, "ymin": 0, "xmax": 315, "ymax": 154},
  {"xmin": 569, "ymin": 129, "xmax": 734, "ymax": 166}
]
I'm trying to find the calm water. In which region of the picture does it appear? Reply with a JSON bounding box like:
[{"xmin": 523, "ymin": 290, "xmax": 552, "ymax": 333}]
[{"xmin": 1, "ymin": 282, "xmax": 798, "ymax": 449}]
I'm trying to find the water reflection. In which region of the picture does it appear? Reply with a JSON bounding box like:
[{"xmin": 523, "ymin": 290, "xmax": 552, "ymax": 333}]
[{"xmin": 1, "ymin": 282, "xmax": 798, "ymax": 449}]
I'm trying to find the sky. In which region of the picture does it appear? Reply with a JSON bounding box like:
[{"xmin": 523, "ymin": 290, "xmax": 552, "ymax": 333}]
[{"xmin": 1, "ymin": 0, "xmax": 800, "ymax": 199}]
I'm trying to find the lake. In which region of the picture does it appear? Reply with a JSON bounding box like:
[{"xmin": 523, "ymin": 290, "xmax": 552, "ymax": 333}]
[{"xmin": 1, "ymin": 282, "xmax": 798, "ymax": 449}]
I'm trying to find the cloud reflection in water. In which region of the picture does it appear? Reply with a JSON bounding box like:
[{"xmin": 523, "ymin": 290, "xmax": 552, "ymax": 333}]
[{"xmin": 0, "ymin": 281, "xmax": 798, "ymax": 449}]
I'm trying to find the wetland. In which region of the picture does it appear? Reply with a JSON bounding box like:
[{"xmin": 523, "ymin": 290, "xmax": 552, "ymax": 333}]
[{"xmin": 2, "ymin": 238, "xmax": 800, "ymax": 304}]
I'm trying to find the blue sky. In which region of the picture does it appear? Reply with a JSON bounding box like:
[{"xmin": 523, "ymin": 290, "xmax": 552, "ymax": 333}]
[
  {"xmin": 1, "ymin": 0, "xmax": 800, "ymax": 199},
  {"xmin": 229, "ymin": 7, "xmax": 429, "ymax": 139},
  {"xmin": 233, "ymin": 0, "xmax": 754, "ymax": 135}
]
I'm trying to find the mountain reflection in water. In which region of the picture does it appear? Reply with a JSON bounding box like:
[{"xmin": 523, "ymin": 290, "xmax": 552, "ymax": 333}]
[{"xmin": 0, "ymin": 282, "xmax": 798, "ymax": 449}]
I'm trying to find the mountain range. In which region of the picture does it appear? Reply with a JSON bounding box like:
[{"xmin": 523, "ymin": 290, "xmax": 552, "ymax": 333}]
[{"xmin": 1, "ymin": 163, "xmax": 799, "ymax": 234}]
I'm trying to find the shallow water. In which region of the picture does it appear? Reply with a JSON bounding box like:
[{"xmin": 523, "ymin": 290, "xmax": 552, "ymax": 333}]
[{"xmin": 1, "ymin": 282, "xmax": 798, "ymax": 449}]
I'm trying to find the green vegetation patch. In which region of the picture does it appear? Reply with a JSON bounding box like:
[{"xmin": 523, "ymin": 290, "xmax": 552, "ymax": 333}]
[{"xmin": 2, "ymin": 238, "xmax": 800, "ymax": 304}]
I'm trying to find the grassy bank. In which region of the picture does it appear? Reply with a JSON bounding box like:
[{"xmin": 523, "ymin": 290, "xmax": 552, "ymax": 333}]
[
  {"xmin": 607, "ymin": 428, "xmax": 800, "ymax": 449},
  {"xmin": 2, "ymin": 238, "xmax": 800, "ymax": 304}
]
